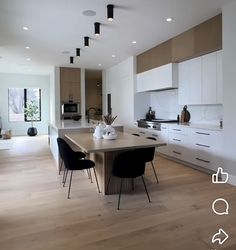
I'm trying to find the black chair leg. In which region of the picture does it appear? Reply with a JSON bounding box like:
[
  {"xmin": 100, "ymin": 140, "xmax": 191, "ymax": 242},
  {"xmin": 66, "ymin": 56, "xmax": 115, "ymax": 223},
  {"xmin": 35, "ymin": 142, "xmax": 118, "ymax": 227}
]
[
  {"xmin": 67, "ymin": 171, "xmax": 73, "ymax": 199},
  {"xmin": 86, "ymin": 169, "xmax": 90, "ymax": 179},
  {"xmin": 117, "ymin": 179, "xmax": 123, "ymax": 210},
  {"xmin": 106, "ymin": 175, "xmax": 111, "ymax": 194},
  {"xmin": 63, "ymin": 168, "xmax": 69, "ymax": 187},
  {"xmin": 62, "ymin": 165, "xmax": 66, "ymax": 183},
  {"xmin": 132, "ymin": 178, "xmax": 134, "ymax": 191},
  {"xmin": 59, "ymin": 158, "xmax": 63, "ymax": 175},
  {"xmin": 89, "ymin": 168, "xmax": 93, "ymax": 183},
  {"xmin": 141, "ymin": 176, "xmax": 151, "ymax": 203},
  {"xmin": 93, "ymin": 167, "xmax": 101, "ymax": 193},
  {"xmin": 151, "ymin": 161, "xmax": 159, "ymax": 184}
]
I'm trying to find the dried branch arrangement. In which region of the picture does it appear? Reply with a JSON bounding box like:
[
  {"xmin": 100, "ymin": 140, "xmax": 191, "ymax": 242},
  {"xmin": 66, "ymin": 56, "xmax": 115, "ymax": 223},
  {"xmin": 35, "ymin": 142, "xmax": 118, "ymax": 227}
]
[{"xmin": 103, "ymin": 114, "xmax": 117, "ymax": 125}]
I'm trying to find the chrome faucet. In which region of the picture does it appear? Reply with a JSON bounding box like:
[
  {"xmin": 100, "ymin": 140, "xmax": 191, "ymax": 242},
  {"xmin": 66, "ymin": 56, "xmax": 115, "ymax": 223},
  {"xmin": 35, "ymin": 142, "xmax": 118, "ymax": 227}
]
[{"xmin": 87, "ymin": 107, "xmax": 97, "ymax": 123}]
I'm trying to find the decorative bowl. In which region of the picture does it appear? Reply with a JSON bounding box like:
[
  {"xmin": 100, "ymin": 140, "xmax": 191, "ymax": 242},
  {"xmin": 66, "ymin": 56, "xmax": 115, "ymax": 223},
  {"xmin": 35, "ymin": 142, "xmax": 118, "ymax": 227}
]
[{"xmin": 103, "ymin": 133, "xmax": 117, "ymax": 140}]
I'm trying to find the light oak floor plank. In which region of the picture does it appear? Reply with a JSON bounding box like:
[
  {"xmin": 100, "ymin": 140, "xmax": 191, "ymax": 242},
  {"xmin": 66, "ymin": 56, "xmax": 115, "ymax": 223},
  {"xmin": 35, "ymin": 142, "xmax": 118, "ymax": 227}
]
[{"xmin": 0, "ymin": 136, "xmax": 235, "ymax": 250}]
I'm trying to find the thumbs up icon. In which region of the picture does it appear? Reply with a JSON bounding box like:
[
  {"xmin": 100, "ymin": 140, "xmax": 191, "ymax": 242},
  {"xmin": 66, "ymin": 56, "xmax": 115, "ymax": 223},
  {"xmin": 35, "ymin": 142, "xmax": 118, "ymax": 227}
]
[{"xmin": 212, "ymin": 167, "xmax": 229, "ymax": 184}]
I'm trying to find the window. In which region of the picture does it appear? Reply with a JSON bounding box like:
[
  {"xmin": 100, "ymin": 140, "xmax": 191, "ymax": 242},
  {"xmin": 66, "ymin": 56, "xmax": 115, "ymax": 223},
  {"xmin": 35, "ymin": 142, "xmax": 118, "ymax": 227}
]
[{"xmin": 8, "ymin": 88, "xmax": 41, "ymax": 122}]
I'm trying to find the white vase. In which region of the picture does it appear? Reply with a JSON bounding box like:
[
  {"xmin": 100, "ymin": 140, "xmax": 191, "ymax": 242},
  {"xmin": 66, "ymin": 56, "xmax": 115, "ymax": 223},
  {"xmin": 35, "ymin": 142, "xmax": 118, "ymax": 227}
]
[
  {"xmin": 104, "ymin": 125, "xmax": 116, "ymax": 135},
  {"xmin": 93, "ymin": 124, "xmax": 104, "ymax": 139}
]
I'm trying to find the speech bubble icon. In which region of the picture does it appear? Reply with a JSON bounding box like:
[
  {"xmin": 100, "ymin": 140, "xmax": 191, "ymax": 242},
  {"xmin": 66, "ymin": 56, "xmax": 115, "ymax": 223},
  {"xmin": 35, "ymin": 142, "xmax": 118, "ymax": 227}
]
[{"xmin": 212, "ymin": 198, "xmax": 229, "ymax": 215}]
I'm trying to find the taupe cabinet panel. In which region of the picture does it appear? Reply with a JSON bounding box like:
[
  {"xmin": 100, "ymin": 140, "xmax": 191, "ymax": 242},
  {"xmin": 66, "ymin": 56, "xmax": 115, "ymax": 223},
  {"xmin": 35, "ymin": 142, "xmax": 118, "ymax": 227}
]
[
  {"xmin": 60, "ymin": 67, "xmax": 81, "ymax": 103},
  {"xmin": 172, "ymin": 29, "xmax": 195, "ymax": 62},
  {"xmin": 194, "ymin": 14, "xmax": 222, "ymax": 56},
  {"xmin": 137, "ymin": 14, "xmax": 222, "ymax": 73},
  {"xmin": 137, "ymin": 40, "xmax": 172, "ymax": 73}
]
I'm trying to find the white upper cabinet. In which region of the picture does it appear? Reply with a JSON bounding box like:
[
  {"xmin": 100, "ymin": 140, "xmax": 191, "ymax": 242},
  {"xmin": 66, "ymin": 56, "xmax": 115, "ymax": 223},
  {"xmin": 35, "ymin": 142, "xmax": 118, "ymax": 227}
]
[
  {"xmin": 178, "ymin": 50, "xmax": 223, "ymax": 105},
  {"xmin": 136, "ymin": 63, "xmax": 178, "ymax": 92},
  {"xmin": 202, "ymin": 52, "xmax": 217, "ymax": 104},
  {"xmin": 178, "ymin": 57, "xmax": 201, "ymax": 105}
]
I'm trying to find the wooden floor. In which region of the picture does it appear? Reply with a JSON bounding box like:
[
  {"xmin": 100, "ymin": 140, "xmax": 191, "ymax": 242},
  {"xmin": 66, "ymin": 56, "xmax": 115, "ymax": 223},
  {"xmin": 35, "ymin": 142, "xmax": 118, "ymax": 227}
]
[{"xmin": 0, "ymin": 136, "xmax": 235, "ymax": 250}]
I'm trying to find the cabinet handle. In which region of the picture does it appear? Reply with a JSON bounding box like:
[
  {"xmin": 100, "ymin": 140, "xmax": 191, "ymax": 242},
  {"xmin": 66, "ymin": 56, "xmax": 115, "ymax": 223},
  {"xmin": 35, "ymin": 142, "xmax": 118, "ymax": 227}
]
[
  {"xmin": 196, "ymin": 132, "xmax": 210, "ymax": 136},
  {"xmin": 196, "ymin": 143, "xmax": 210, "ymax": 148},
  {"xmin": 151, "ymin": 134, "xmax": 158, "ymax": 137},
  {"xmin": 173, "ymin": 129, "xmax": 181, "ymax": 131},
  {"xmin": 196, "ymin": 157, "xmax": 210, "ymax": 163},
  {"xmin": 173, "ymin": 138, "xmax": 181, "ymax": 142},
  {"xmin": 173, "ymin": 150, "xmax": 181, "ymax": 155}
]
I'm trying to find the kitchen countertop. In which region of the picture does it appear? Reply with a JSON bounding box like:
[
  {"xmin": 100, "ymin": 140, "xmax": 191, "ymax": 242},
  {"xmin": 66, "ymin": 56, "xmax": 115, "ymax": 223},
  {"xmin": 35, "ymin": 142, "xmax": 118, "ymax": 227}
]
[
  {"xmin": 50, "ymin": 119, "xmax": 123, "ymax": 130},
  {"xmin": 174, "ymin": 122, "xmax": 223, "ymax": 131},
  {"xmin": 134, "ymin": 121, "xmax": 222, "ymax": 131}
]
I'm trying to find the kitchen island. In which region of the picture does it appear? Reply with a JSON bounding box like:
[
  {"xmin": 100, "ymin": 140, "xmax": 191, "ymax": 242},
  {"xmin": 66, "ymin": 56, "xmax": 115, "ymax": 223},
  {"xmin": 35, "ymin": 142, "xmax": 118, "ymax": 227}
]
[
  {"xmin": 49, "ymin": 119, "xmax": 123, "ymax": 165},
  {"xmin": 65, "ymin": 132, "xmax": 166, "ymax": 194}
]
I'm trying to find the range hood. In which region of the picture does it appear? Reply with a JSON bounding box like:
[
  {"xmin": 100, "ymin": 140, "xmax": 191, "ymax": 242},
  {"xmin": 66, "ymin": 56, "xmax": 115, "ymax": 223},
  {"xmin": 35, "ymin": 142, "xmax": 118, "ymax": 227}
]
[{"xmin": 136, "ymin": 63, "xmax": 178, "ymax": 92}]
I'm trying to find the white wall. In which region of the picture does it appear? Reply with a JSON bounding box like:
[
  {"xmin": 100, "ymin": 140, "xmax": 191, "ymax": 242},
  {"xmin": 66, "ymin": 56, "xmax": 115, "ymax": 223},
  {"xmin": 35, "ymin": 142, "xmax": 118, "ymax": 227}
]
[
  {"xmin": 104, "ymin": 57, "xmax": 135, "ymax": 126},
  {"xmin": 50, "ymin": 67, "xmax": 60, "ymax": 123},
  {"xmin": 0, "ymin": 73, "xmax": 50, "ymax": 135},
  {"xmin": 222, "ymin": 1, "xmax": 236, "ymax": 184},
  {"xmin": 150, "ymin": 89, "xmax": 223, "ymax": 124}
]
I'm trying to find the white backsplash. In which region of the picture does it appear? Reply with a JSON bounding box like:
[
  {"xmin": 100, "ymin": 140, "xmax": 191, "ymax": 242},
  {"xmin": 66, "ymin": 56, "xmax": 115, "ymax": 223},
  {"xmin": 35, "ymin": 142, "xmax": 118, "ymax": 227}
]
[{"xmin": 150, "ymin": 89, "xmax": 223, "ymax": 125}]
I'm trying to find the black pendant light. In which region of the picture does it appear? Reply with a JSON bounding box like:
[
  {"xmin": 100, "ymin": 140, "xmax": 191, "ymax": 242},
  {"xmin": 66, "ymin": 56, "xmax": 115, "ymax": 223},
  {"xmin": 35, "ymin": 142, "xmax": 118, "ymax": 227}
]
[
  {"xmin": 94, "ymin": 22, "xmax": 100, "ymax": 36},
  {"xmin": 76, "ymin": 48, "xmax": 80, "ymax": 57},
  {"xmin": 70, "ymin": 56, "xmax": 74, "ymax": 64},
  {"xmin": 84, "ymin": 36, "xmax": 89, "ymax": 47},
  {"xmin": 107, "ymin": 4, "xmax": 114, "ymax": 21}
]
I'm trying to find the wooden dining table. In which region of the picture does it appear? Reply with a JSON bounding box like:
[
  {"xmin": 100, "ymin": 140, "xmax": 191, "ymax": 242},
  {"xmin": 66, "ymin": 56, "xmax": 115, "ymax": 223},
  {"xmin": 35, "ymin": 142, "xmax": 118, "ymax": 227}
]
[{"xmin": 65, "ymin": 132, "xmax": 166, "ymax": 195}]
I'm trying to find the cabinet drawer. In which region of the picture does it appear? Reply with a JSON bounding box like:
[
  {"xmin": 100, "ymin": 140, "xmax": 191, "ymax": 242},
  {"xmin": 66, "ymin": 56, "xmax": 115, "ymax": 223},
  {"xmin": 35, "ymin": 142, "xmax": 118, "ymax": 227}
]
[
  {"xmin": 168, "ymin": 125, "xmax": 187, "ymax": 135},
  {"xmin": 193, "ymin": 150, "xmax": 212, "ymax": 169},
  {"xmin": 160, "ymin": 124, "xmax": 169, "ymax": 132},
  {"xmin": 190, "ymin": 129, "xmax": 221, "ymax": 148},
  {"xmin": 169, "ymin": 133, "xmax": 187, "ymax": 145},
  {"xmin": 169, "ymin": 145, "xmax": 186, "ymax": 160}
]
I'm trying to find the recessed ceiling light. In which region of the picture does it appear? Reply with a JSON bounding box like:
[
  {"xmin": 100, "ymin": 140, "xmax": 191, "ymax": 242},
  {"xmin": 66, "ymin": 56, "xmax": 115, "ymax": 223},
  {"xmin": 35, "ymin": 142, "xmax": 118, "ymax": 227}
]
[
  {"xmin": 82, "ymin": 10, "xmax": 96, "ymax": 17},
  {"xmin": 98, "ymin": 63, "xmax": 102, "ymax": 67},
  {"xmin": 25, "ymin": 46, "xmax": 30, "ymax": 49},
  {"xmin": 23, "ymin": 26, "xmax": 29, "ymax": 30},
  {"xmin": 26, "ymin": 58, "xmax": 31, "ymax": 61},
  {"xmin": 112, "ymin": 54, "xmax": 116, "ymax": 58},
  {"xmin": 132, "ymin": 41, "xmax": 137, "ymax": 44},
  {"xmin": 166, "ymin": 17, "xmax": 173, "ymax": 22}
]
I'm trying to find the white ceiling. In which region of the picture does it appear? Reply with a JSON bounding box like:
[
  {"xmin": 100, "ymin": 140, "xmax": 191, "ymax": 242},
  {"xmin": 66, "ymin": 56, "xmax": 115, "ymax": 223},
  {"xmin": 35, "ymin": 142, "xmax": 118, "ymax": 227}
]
[{"xmin": 0, "ymin": 0, "xmax": 232, "ymax": 75}]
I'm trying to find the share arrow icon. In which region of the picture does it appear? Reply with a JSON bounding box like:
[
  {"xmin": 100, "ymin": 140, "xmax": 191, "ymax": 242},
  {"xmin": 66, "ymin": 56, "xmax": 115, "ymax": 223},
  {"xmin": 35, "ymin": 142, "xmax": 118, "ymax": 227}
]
[{"xmin": 212, "ymin": 228, "xmax": 229, "ymax": 245}]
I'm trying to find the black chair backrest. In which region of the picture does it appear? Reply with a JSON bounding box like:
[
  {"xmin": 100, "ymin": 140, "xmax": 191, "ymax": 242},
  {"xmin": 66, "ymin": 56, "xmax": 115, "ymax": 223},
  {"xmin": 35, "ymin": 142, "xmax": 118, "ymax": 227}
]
[
  {"xmin": 135, "ymin": 136, "xmax": 157, "ymax": 162},
  {"xmin": 57, "ymin": 137, "xmax": 66, "ymax": 160},
  {"xmin": 112, "ymin": 150, "xmax": 146, "ymax": 178},
  {"xmin": 57, "ymin": 138, "xmax": 83, "ymax": 171},
  {"xmin": 146, "ymin": 136, "xmax": 156, "ymax": 141},
  {"xmin": 132, "ymin": 133, "xmax": 140, "ymax": 137}
]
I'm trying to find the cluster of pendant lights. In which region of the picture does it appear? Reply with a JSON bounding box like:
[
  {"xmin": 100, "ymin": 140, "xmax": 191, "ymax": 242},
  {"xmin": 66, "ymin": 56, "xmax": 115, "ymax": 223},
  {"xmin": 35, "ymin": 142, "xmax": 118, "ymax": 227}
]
[{"xmin": 70, "ymin": 4, "xmax": 114, "ymax": 64}]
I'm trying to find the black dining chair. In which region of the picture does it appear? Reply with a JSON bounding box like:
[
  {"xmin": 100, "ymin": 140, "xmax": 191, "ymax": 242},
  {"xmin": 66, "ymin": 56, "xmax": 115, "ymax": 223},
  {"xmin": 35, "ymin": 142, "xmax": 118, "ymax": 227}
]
[
  {"xmin": 135, "ymin": 136, "xmax": 159, "ymax": 184},
  {"xmin": 57, "ymin": 138, "xmax": 100, "ymax": 198},
  {"xmin": 107, "ymin": 150, "xmax": 151, "ymax": 210},
  {"xmin": 57, "ymin": 137, "xmax": 86, "ymax": 180}
]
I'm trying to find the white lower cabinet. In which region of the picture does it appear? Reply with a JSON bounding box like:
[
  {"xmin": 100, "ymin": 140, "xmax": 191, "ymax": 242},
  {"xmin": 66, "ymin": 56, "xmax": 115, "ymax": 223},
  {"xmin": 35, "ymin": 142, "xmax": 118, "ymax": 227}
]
[
  {"xmin": 168, "ymin": 125, "xmax": 190, "ymax": 161},
  {"xmin": 132, "ymin": 124, "xmax": 222, "ymax": 173},
  {"xmin": 156, "ymin": 124, "xmax": 169, "ymax": 155},
  {"xmin": 188, "ymin": 128, "xmax": 223, "ymax": 171}
]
